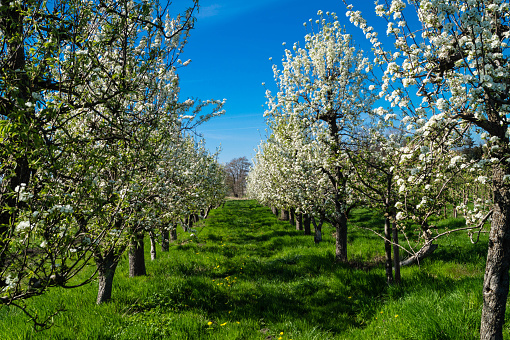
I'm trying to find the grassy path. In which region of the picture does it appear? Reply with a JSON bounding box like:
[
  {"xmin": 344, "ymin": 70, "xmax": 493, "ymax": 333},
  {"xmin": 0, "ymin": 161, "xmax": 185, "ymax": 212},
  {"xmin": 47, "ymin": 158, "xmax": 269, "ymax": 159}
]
[{"xmin": 0, "ymin": 200, "xmax": 498, "ymax": 339}]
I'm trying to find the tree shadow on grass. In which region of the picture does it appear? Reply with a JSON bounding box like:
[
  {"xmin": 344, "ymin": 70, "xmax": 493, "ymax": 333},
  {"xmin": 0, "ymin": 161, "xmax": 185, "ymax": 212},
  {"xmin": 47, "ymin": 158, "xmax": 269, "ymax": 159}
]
[
  {"xmin": 136, "ymin": 263, "xmax": 389, "ymax": 334},
  {"xmin": 163, "ymin": 201, "xmax": 490, "ymax": 336},
  {"xmin": 432, "ymin": 235, "xmax": 488, "ymax": 264},
  {"xmin": 141, "ymin": 246, "xmax": 486, "ymax": 338},
  {"xmin": 224, "ymin": 229, "xmax": 306, "ymax": 245}
]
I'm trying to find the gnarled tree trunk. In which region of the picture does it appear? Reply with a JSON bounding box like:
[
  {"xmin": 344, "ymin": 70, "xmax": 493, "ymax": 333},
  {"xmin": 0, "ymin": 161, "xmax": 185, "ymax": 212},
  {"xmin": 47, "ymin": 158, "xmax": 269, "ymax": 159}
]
[
  {"xmin": 480, "ymin": 163, "xmax": 510, "ymax": 340},
  {"xmin": 280, "ymin": 209, "xmax": 289, "ymax": 221}
]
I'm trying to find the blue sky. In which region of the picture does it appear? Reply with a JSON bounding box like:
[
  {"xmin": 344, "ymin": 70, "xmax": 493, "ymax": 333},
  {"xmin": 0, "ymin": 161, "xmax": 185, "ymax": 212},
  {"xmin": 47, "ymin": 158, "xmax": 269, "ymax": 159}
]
[{"xmin": 177, "ymin": 0, "xmax": 382, "ymax": 164}]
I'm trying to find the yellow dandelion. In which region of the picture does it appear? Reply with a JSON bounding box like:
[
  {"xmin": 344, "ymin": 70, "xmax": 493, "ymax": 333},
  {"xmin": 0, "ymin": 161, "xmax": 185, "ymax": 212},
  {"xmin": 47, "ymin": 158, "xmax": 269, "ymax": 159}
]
[
  {"xmin": 220, "ymin": 322, "xmax": 227, "ymax": 326},
  {"xmin": 380, "ymin": 311, "xmax": 383, "ymax": 314},
  {"xmin": 236, "ymin": 321, "xmax": 240, "ymax": 324},
  {"xmin": 280, "ymin": 332, "xmax": 284, "ymax": 335},
  {"xmin": 207, "ymin": 321, "xmax": 213, "ymax": 326},
  {"xmin": 395, "ymin": 314, "xmax": 398, "ymax": 318},
  {"xmin": 348, "ymin": 296, "xmax": 352, "ymax": 299}
]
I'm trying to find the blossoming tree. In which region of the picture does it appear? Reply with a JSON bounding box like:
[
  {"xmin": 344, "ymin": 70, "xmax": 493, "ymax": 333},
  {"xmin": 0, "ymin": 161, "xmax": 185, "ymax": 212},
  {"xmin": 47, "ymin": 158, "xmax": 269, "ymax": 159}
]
[
  {"xmin": 264, "ymin": 12, "xmax": 378, "ymax": 261},
  {"xmin": 247, "ymin": 113, "xmax": 332, "ymax": 242},
  {"xmin": 0, "ymin": 0, "xmax": 226, "ymax": 320},
  {"xmin": 345, "ymin": 0, "xmax": 510, "ymax": 337}
]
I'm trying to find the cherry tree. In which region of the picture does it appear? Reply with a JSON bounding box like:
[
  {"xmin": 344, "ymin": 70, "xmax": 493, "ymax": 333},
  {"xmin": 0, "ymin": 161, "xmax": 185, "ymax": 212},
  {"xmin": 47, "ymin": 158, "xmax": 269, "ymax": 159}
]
[{"xmin": 345, "ymin": 0, "xmax": 510, "ymax": 337}]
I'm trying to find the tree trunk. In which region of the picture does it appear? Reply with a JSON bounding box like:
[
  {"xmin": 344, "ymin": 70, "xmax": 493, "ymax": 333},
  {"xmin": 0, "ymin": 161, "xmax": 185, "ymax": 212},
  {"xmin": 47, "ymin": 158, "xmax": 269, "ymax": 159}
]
[
  {"xmin": 271, "ymin": 206, "xmax": 278, "ymax": 216},
  {"xmin": 186, "ymin": 215, "xmax": 193, "ymax": 232},
  {"xmin": 96, "ymin": 249, "xmax": 119, "ymax": 304},
  {"xmin": 393, "ymin": 221, "xmax": 401, "ymax": 284},
  {"xmin": 203, "ymin": 206, "xmax": 212, "ymax": 219},
  {"xmin": 129, "ymin": 231, "xmax": 146, "ymax": 277},
  {"xmin": 311, "ymin": 216, "xmax": 323, "ymax": 244},
  {"xmin": 303, "ymin": 214, "xmax": 311, "ymax": 235},
  {"xmin": 384, "ymin": 217, "xmax": 393, "ymax": 284},
  {"xmin": 161, "ymin": 229, "xmax": 170, "ymax": 251},
  {"xmin": 149, "ymin": 231, "xmax": 157, "ymax": 261},
  {"xmin": 280, "ymin": 209, "xmax": 289, "ymax": 221},
  {"xmin": 335, "ymin": 213, "xmax": 348, "ymax": 262},
  {"xmin": 295, "ymin": 212, "xmax": 303, "ymax": 231},
  {"xmin": 400, "ymin": 243, "xmax": 438, "ymax": 267},
  {"xmin": 0, "ymin": 8, "xmax": 31, "ymax": 269},
  {"xmin": 289, "ymin": 208, "xmax": 295, "ymax": 227},
  {"xmin": 170, "ymin": 224, "xmax": 178, "ymax": 242},
  {"xmin": 480, "ymin": 163, "xmax": 510, "ymax": 340}
]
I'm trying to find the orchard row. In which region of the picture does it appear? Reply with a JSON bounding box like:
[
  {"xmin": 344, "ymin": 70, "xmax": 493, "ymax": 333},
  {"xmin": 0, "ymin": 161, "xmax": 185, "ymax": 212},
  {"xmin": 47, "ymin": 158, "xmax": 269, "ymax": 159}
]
[
  {"xmin": 0, "ymin": 0, "xmax": 226, "ymax": 324},
  {"xmin": 247, "ymin": 3, "xmax": 510, "ymax": 339}
]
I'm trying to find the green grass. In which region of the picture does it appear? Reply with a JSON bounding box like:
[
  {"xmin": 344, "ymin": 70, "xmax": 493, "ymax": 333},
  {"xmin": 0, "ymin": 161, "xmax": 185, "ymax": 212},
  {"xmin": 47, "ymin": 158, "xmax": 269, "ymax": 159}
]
[{"xmin": 1, "ymin": 199, "xmax": 506, "ymax": 339}]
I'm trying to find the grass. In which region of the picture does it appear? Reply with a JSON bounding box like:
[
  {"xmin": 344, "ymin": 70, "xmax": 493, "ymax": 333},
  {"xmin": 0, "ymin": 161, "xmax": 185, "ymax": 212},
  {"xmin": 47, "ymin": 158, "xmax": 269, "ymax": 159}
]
[{"xmin": 0, "ymin": 199, "xmax": 506, "ymax": 339}]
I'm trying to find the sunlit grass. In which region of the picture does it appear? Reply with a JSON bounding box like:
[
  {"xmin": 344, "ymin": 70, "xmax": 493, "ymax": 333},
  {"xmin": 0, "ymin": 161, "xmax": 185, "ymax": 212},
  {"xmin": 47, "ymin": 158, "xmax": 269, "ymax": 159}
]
[{"xmin": 1, "ymin": 199, "xmax": 505, "ymax": 339}]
